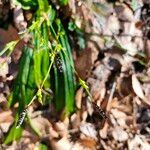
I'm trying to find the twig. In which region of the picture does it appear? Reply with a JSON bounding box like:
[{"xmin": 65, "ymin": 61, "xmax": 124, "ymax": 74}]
[
  {"xmin": 26, "ymin": 95, "xmax": 37, "ymax": 108},
  {"xmin": 99, "ymin": 82, "xmax": 116, "ymax": 138},
  {"xmin": 106, "ymin": 82, "xmax": 116, "ymax": 111}
]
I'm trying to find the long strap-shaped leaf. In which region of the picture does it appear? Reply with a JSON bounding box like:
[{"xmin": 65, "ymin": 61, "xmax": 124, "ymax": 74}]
[
  {"xmin": 9, "ymin": 47, "xmax": 33, "ymax": 108},
  {"xmin": 50, "ymin": 19, "xmax": 76, "ymax": 115}
]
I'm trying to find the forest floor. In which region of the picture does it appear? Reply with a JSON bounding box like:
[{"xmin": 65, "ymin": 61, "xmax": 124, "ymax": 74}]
[{"xmin": 0, "ymin": 0, "xmax": 150, "ymax": 150}]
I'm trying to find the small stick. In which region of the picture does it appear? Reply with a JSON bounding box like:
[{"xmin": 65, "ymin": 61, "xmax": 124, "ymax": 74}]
[{"xmin": 106, "ymin": 82, "xmax": 116, "ymax": 112}]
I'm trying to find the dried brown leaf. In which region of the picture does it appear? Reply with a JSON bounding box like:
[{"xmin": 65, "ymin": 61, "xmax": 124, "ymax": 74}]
[
  {"xmin": 75, "ymin": 87, "xmax": 83, "ymax": 109},
  {"xmin": 31, "ymin": 117, "xmax": 51, "ymax": 135},
  {"xmin": 0, "ymin": 59, "xmax": 9, "ymax": 78},
  {"xmin": 13, "ymin": 5, "xmax": 27, "ymax": 31},
  {"xmin": 0, "ymin": 110, "xmax": 13, "ymax": 123},
  {"xmin": 132, "ymin": 74, "xmax": 150, "ymax": 105},
  {"xmin": 145, "ymin": 40, "xmax": 150, "ymax": 60},
  {"xmin": 99, "ymin": 122, "xmax": 109, "ymax": 139},
  {"xmin": 112, "ymin": 126, "xmax": 128, "ymax": 142},
  {"xmin": 55, "ymin": 122, "xmax": 68, "ymax": 138},
  {"xmin": 80, "ymin": 123, "xmax": 97, "ymax": 140},
  {"xmin": 115, "ymin": 4, "xmax": 134, "ymax": 22},
  {"xmin": 78, "ymin": 138, "xmax": 97, "ymax": 149},
  {"xmin": 50, "ymin": 137, "xmax": 72, "ymax": 150},
  {"xmin": 70, "ymin": 112, "xmax": 81, "ymax": 129},
  {"xmin": 75, "ymin": 48, "xmax": 92, "ymax": 79},
  {"xmin": 128, "ymin": 135, "xmax": 150, "ymax": 150}
]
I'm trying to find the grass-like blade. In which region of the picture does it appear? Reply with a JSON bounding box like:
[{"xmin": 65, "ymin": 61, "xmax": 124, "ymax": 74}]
[{"xmin": 4, "ymin": 119, "xmax": 23, "ymax": 144}]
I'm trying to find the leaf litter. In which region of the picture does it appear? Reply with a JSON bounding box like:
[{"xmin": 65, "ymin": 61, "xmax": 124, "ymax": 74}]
[{"xmin": 0, "ymin": 0, "xmax": 150, "ymax": 149}]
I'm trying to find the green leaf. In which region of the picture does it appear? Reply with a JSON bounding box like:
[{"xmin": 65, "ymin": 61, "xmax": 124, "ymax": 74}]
[
  {"xmin": 29, "ymin": 20, "xmax": 43, "ymax": 32},
  {"xmin": 8, "ymin": 85, "xmax": 20, "ymax": 107},
  {"xmin": 58, "ymin": 0, "xmax": 69, "ymax": 6},
  {"xmin": 4, "ymin": 121, "xmax": 23, "ymax": 144},
  {"xmin": 0, "ymin": 40, "xmax": 18, "ymax": 56},
  {"xmin": 38, "ymin": 143, "xmax": 48, "ymax": 150},
  {"xmin": 32, "ymin": 29, "xmax": 44, "ymax": 87},
  {"xmin": 19, "ymin": 47, "xmax": 33, "ymax": 85},
  {"xmin": 25, "ymin": 87, "xmax": 36, "ymax": 105},
  {"xmin": 41, "ymin": 22, "xmax": 50, "ymax": 88},
  {"xmin": 68, "ymin": 21, "xmax": 76, "ymax": 31},
  {"xmin": 53, "ymin": 62, "xmax": 65, "ymax": 110},
  {"xmin": 9, "ymin": 46, "xmax": 33, "ymax": 107},
  {"xmin": 49, "ymin": 19, "xmax": 76, "ymax": 115},
  {"xmin": 61, "ymin": 52, "xmax": 74, "ymax": 114},
  {"xmin": 37, "ymin": 0, "xmax": 49, "ymax": 11},
  {"xmin": 56, "ymin": 20, "xmax": 76, "ymax": 114},
  {"xmin": 33, "ymin": 50, "xmax": 43, "ymax": 87},
  {"xmin": 26, "ymin": 59, "xmax": 36, "ymax": 88},
  {"xmin": 13, "ymin": 0, "xmax": 38, "ymax": 10},
  {"xmin": 47, "ymin": 6, "xmax": 56, "ymax": 25}
]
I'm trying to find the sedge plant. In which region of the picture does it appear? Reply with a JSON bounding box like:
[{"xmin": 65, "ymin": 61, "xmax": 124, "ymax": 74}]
[{"xmin": 4, "ymin": 0, "xmax": 75, "ymax": 144}]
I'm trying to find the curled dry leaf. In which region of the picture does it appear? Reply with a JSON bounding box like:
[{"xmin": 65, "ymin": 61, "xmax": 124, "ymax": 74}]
[
  {"xmin": 49, "ymin": 126, "xmax": 59, "ymax": 139},
  {"xmin": 112, "ymin": 126, "xmax": 128, "ymax": 142},
  {"xmin": 111, "ymin": 109, "xmax": 127, "ymax": 119},
  {"xmin": 80, "ymin": 123, "xmax": 97, "ymax": 140},
  {"xmin": 75, "ymin": 87, "xmax": 83, "ymax": 109},
  {"xmin": 132, "ymin": 74, "xmax": 150, "ymax": 105},
  {"xmin": 55, "ymin": 121, "xmax": 68, "ymax": 138},
  {"xmin": 70, "ymin": 112, "xmax": 81, "ymax": 129},
  {"xmin": 82, "ymin": 110, "xmax": 88, "ymax": 123},
  {"xmin": 99, "ymin": 122, "xmax": 109, "ymax": 139},
  {"xmin": 86, "ymin": 99, "xmax": 93, "ymax": 116},
  {"xmin": 13, "ymin": 5, "xmax": 27, "ymax": 32},
  {"xmin": 111, "ymin": 109, "xmax": 127, "ymax": 127}
]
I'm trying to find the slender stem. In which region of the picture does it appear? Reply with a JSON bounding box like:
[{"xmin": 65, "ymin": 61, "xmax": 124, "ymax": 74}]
[
  {"xmin": 27, "ymin": 95, "xmax": 37, "ymax": 107},
  {"xmin": 40, "ymin": 57, "xmax": 54, "ymax": 88}
]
